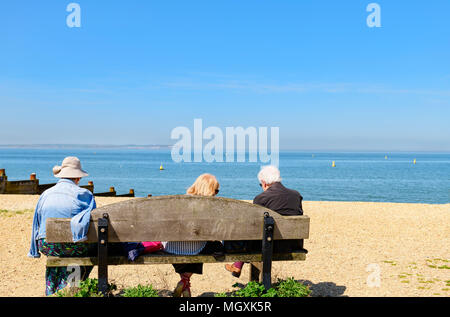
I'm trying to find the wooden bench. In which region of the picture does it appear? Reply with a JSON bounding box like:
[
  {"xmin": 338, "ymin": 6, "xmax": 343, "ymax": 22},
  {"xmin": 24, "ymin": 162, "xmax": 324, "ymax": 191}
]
[{"xmin": 45, "ymin": 195, "xmax": 310, "ymax": 295}]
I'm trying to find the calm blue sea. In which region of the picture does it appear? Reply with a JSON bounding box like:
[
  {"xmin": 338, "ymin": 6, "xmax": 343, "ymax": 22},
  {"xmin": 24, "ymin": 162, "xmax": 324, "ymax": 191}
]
[{"xmin": 0, "ymin": 149, "xmax": 449, "ymax": 204}]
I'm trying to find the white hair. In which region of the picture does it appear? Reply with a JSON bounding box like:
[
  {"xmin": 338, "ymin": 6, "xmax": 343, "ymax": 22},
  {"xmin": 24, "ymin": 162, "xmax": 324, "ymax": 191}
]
[{"xmin": 258, "ymin": 165, "xmax": 282, "ymax": 185}]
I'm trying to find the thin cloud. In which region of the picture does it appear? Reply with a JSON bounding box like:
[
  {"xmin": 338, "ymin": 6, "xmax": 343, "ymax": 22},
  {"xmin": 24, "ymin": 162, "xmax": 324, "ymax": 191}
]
[{"xmin": 161, "ymin": 80, "xmax": 450, "ymax": 96}]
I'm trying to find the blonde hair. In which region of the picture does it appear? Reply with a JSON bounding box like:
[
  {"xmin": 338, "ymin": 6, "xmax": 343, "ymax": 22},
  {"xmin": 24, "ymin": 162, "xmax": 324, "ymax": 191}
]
[{"xmin": 187, "ymin": 174, "xmax": 219, "ymax": 197}]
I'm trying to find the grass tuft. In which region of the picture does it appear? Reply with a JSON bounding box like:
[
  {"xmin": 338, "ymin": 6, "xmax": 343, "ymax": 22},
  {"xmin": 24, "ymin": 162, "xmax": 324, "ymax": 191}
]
[
  {"xmin": 122, "ymin": 284, "xmax": 159, "ymax": 297},
  {"xmin": 0, "ymin": 209, "xmax": 33, "ymax": 217},
  {"xmin": 55, "ymin": 278, "xmax": 116, "ymax": 297},
  {"xmin": 216, "ymin": 278, "xmax": 311, "ymax": 297}
]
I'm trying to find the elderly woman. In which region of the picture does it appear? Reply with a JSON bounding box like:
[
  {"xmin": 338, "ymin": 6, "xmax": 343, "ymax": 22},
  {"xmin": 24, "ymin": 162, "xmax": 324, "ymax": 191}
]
[
  {"xmin": 163, "ymin": 173, "xmax": 222, "ymax": 297},
  {"xmin": 28, "ymin": 157, "xmax": 96, "ymax": 296}
]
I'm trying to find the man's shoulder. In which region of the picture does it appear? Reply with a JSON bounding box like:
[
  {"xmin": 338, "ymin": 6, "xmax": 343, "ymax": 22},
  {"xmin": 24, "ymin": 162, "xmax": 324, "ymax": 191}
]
[
  {"xmin": 289, "ymin": 188, "xmax": 302, "ymax": 197},
  {"xmin": 281, "ymin": 184, "xmax": 302, "ymax": 198},
  {"xmin": 253, "ymin": 191, "xmax": 269, "ymax": 205}
]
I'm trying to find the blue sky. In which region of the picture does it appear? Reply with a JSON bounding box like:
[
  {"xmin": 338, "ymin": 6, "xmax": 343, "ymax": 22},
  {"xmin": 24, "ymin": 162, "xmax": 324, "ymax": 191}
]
[{"xmin": 0, "ymin": 0, "xmax": 449, "ymax": 151}]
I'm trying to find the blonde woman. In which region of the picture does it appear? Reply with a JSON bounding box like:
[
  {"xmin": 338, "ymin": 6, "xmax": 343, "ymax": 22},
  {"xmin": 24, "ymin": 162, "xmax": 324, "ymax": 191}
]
[{"xmin": 163, "ymin": 173, "xmax": 222, "ymax": 297}]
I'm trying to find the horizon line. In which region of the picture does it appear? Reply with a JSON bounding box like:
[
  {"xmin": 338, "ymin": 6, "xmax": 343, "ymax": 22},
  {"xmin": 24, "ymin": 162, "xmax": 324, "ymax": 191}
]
[{"xmin": 0, "ymin": 144, "xmax": 449, "ymax": 154}]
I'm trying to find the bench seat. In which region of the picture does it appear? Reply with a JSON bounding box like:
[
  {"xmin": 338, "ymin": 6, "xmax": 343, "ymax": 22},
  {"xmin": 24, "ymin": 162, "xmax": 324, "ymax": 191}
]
[{"xmin": 46, "ymin": 250, "xmax": 308, "ymax": 267}]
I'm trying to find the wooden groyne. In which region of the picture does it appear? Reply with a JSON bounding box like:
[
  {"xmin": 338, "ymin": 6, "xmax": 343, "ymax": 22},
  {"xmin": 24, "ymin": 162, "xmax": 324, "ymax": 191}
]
[
  {"xmin": 94, "ymin": 187, "xmax": 135, "ymax": 198},
  {"xmin": 0, "ymin": 169, "xmax": 135, "ymax": 197}
]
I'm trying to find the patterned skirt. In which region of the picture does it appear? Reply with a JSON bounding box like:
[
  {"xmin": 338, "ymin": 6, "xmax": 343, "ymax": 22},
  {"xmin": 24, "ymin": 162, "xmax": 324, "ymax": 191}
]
[{"xmin": 38, "ymin": 238, "xmax": 93, "ymax": 296}]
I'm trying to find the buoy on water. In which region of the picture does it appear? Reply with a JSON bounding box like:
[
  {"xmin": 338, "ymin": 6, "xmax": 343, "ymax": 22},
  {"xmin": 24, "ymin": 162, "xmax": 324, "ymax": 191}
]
[
  {"xmin": 332, "ymin": 161, "xmax": 336, "ymax": 168},
  {"xmin": 385, "ymin": 155, "xmax": 388, "ymax": 160},
  {"xmin": 413, "ymin": 159, "xmax": 417, "ymax": 165},
  {"xmin": 160, "ymin": 164, "xmax": 164, "ymax": 171}
]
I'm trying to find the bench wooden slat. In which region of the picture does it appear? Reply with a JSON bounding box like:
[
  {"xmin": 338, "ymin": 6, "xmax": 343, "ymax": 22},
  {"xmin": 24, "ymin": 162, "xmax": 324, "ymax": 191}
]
[
  {"xmin": 46, "ymin": 251, "xmax": 307, "ymax": 267},
  {"xmin": 46, "ymin": 196, "xmax": 310, "ymax": 243}
]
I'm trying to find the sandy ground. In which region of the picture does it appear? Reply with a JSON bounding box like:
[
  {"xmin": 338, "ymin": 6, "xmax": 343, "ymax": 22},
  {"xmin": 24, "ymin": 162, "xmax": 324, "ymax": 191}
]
[{"xmin": 0, "ymin": 194, "xmax": 449, "ymax": 297}]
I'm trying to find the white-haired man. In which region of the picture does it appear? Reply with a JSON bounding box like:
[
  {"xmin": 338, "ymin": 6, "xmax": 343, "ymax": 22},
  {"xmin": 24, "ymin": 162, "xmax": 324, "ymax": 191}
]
[
  {"xmin": 254, "ymin": 165, "xmax": 303, "ymax": 216},
  {"xmin": 225, "ymin": 165, "xmax": 304, "ymax": 277}
]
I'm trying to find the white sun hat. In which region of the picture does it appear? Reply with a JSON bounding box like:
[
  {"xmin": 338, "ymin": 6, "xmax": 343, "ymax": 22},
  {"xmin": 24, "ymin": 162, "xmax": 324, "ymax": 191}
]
[{"xmin": 53, "ymin": 156, "xmax": 89, "ymax": 178}]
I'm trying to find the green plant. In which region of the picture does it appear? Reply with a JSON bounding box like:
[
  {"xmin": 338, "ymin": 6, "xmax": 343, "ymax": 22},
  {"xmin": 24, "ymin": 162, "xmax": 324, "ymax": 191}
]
[
  {"xmin": 56, "ymin": 278, "xmax": 116, "ymax": 297},
  {"xmin": 122, "ymin": 284, "xmax": 159, "ymax": 297},
  {"xmin": 215, "ymin": 278, "xmax": 310, "ymax": 298},
  {"xmin": 275, "ymin": 278, "xmax": 311, "ymax": 297},
  {"xmin": 235, "ymin": 281, "xmax": 272, "ymax": 297}
]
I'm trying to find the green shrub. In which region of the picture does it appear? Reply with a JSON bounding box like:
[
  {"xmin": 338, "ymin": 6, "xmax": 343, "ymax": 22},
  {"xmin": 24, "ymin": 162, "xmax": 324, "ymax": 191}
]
[
  {"xmin": 216, "ymin": 278, "xmax": 311, "ymax": 297},
  {"xmin": 56, "ymin": 278, "xmax": 116, "ymax": 297},
  {"xmin": 275, "ymin": 278, "xmax": 312, "ymax": 297},
  {"xmin": 56, "ymin": 279, "xmax": 159, "ymax": 297},
  {"xmin": 233, "ymin": 281, "xmax": 271, "ymax": 297},
  {"xmin": 122, "ymin": 284, "xmax": 159, "ymax": 297}
]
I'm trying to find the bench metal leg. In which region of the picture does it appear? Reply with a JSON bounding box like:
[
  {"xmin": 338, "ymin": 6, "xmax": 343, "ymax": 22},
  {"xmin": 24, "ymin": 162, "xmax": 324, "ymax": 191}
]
[
  {"xmin": 262, "ymin": 212, "xmax": 274, "ymax": 290},
  {"xmin": 98, "ymin": 213, "xmax": 109, "ymax": 296},
  {"xmin": 249, "ymin": 262, "xmax": 262, "ymax": 282}
]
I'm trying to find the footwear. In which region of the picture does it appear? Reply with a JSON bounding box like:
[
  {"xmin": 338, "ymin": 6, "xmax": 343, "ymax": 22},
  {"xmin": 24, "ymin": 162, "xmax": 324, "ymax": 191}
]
[
  {"xmin": 225, "ymin": 264, "xmax": 241, "ymax": 278},
  {"xmin": 173, "ymin": 277, "xmax": 191, "ymax": 297}
]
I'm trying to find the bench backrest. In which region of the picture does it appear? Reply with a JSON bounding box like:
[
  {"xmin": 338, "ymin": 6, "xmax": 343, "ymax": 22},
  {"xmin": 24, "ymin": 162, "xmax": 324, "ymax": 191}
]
[{"xmin": 46, "ymin": 195, "xmax": 310, "ymax": 243}]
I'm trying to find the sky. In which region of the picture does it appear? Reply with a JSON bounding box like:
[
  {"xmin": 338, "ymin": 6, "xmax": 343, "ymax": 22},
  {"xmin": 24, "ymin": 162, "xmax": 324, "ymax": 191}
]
[{"xmin": 0, "ymin": 0, "xmax": 449, "ymax": 151}]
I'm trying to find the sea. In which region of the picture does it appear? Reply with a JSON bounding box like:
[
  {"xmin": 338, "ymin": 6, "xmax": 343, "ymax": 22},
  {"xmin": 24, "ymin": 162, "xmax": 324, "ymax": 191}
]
[{"xmin": 0, "ymin": 148, "xmax": 449, "ymax": 204}]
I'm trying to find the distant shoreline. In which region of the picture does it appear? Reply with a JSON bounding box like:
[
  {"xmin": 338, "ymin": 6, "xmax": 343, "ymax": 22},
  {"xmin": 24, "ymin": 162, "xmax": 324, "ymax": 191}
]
[
  {"xmin": 0, "ymin": 144, "xmax": 173, "ymax": 150},
  {"xmin": 0, "ymin": 145, "xmax": 449, "ymax": 154}
]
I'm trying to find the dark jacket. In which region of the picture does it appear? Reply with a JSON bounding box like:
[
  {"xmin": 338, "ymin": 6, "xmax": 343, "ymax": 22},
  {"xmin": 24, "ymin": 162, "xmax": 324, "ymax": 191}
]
[{"xmin": 253, "ymin": 182, "xmax": 303, "ymax": 216}]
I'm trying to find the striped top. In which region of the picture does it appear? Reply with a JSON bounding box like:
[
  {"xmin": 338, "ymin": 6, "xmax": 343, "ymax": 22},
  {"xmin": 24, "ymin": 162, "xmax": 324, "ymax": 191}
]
[{"xmin": 162, "ymin": 241, "xmax": 207, "ymax": 256}]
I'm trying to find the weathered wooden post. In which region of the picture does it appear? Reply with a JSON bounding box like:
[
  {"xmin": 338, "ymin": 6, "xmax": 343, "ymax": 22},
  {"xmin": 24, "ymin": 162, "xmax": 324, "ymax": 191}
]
[
  {"xmin": 109, "ymin": 187, "xmax": 117, "ymax": 197},
  {"xmin": 30, "ymin": 173, "xmax": 39, "ymax": 194},
  {"xmin": 86, "ymin": 181, "xmax": 94, "ymax": 194},
  {"xmin": 93, "ymin": 186, "xmax": 117, "ymax": 197},
  {"xmin": 0, "ymin": 169, "xmax": 6, "ymax": 194}
]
